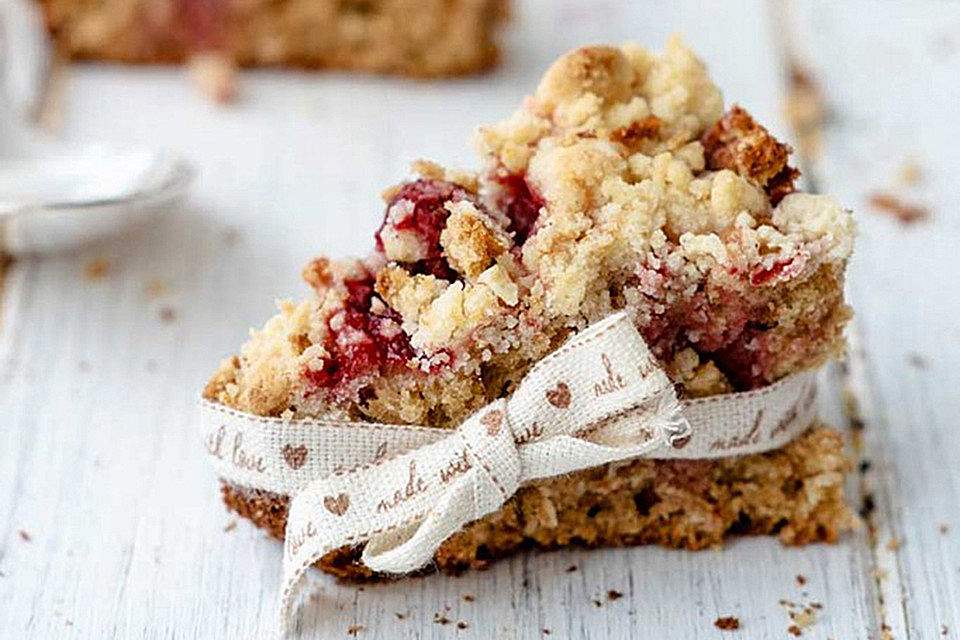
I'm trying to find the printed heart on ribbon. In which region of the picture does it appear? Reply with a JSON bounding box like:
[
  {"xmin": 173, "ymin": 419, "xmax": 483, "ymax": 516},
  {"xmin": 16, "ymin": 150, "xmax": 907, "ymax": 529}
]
[
  {"xmin": 545, "ymin": 381, "xmax": 571, "ymax": 409},
  {"xmin": 282, "ymin": 444, "xmax": 309, "ymax": 470},
  {"xmin": 480, "ymin": 409, "xmax": 504, "ymax": 436},
  {"xmin": 323, "ymin": 493, "xmax": 350, "ymax": 516}
]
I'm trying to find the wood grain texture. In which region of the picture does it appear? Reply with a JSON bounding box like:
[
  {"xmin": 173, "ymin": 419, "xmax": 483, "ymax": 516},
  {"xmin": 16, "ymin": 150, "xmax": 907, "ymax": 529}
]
[
  {"xmin": 3, "ymin": 0, "xmax": 954, "ymax": 637},
  {"xmin": 786, "ymin": 2, "xmax": 960, "ymax": 638}
]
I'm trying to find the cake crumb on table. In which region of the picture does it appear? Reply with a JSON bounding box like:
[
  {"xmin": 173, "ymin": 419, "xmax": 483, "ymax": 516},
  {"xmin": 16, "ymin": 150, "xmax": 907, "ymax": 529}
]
[
  {"xmin": 346, "ymin": 625, "xmax": 364, "ymax": 636},
  {"xmin": 868, "ymin": 192, "xmax": 929, "ymax": 223},
  {"xmin": 796, "ymin": 574, "xmax": 807, "ymax": 585},
  {"xmin": 714, "ymin": 616, "xmax": 741, "ymax": 631},
  {"xmin": 938, "ymin": 524, "xmax": 949, "ymax": 535},
  {"xmin": 566, "ymin": 565, "xmax": 578, "ymax": 573},
  {"xmin": 606, "ymin": 589, "xmax": 623, "ymax": 601},
  {"xmin": 18, "ymin": 530, "xmax": 31, "ymax": 542},
  {"xmin": 223, "ymin": 520, "xmax": 237, "ymax": 532},
  {"xmin": 462, "ymin": 594, "xmax": 474, "ymax": 602},
  {"xmin": 456, "ymin": 621, "xmax": 468, "ymax": 629},
  {"xmin": 788, "ymin": 624, "xmax": 803, "ymax": 636},
  {"xmin": 83, "ymin": 258, "xmax": 111, "ymax": 280},
  {"xmin": 896, "ymin": 159, "xmax": 923, "ymax": 186}
]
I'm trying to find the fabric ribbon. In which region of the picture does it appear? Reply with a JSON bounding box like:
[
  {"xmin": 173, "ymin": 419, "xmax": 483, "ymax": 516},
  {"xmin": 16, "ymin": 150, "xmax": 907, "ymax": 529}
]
[{"xmin": 198, "ymin": 312, "xmax": 820, "ymax": 634}]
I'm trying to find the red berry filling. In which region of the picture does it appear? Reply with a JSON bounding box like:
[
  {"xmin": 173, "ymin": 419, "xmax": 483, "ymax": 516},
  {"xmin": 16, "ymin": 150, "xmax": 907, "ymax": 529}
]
[
  {"xmin": 303, "ymin": 274, "xmax": 415, "ymax": 392},
  {"xmin": 374, "ymin": 179, "xmax": 475, "ymax": 280},
  {"xmin": 495, "ymin": 173, "xmax": 545, "ymax": 245}
]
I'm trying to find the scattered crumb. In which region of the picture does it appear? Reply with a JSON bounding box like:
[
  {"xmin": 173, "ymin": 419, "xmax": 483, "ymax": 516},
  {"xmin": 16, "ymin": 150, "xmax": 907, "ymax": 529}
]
[
  {"xmin": 591, "ymin": 599, "xmax": 602, "ymax": 608},
  {"xmin": 457, "ymin": 621, "xmax": 468, "ymax": 630},
  {"xmin": 714, "ymin": 616, "xmax": 741, "ymax": 631},
  {"xmin": 566, "ymin": 565, "xmax": 578, "ymax": 573},
  {"xmin": 875, "ymin": 568, "xmax": 889, "ymax": 581},
  {"xmin": 83, "ymin": 258, "xmax": 111, "ymax": 280},
  {"xmin": 896, "ymin": 160, "xmax": 923, "ymax": 186},
  {"xmin": 542, "ymin": 630, "xmax": 551, "ymax": 635},
  {"xmin": 868, "ymin": 192, "xmax": 928, "ymax": 224},
  {"xmin": 788, "ymin": 624, "xmax": 802, "ymax": 637},
  {"xmin": 521, "ymin": 578, "xmax": 529, "ymax": 588},
  {"xmin": 938, "ymin": 524, "xmax": 949, "ymax": 535},
  {"xmin": 65, "ymin": 619, "xmax": 73, "ymax": 627},
  {"xmin": 144, "ymin": 278, "xmax": 168, "ymax": 297},
  {"xmin": 346, "ymin": 625, "xmax": 364, "ymax": 636},
  {"xmin": 906, "ymin": 353, "xmax": 928, "ymax": 369},
  {"xmin": 222, "ymin": 227, "xmax": 241, "ymax": 245},
  {"xmin": 159, "ymin": 306, "xmax": 177, "ymax": 323},
  {"xmin": 18, "ymin": 530, "xmax": 31, "ymax": 542},
  {"xmin": 394, "ymin": 612, "xmax": 406, "ymax": 620},
  {"xmin": 810, "ymin": 603, "xmax": 823, "ymax": 610},
  {"xmin": 783, "ymin": 60, "xmax": 827, "ymax": 161},
  {"xmin": 462, "ymin": 594, "xmax": 474, "ymax": 602},
  {"xmin": 942, "ymin": 624, "xmax": 949, "ymax": 635},
  {"xmin": 860, "ymin": 494, "xmax": 876, "ymax": 518},
  {"xmin": 887, "ymin": 538, "xmax": 902, "ymax": 551},
  {"xmin": 223, "ymin": 520, "xmax": 237, "ymax": 532},
  {"xmin": 188, "ymin": 52, "xmax": 238, "ymax": 103},
  {"xmin": 859, "ymin": 460, "xmax": 872, "ymax": 473},
  {"xmin": 433, "ymin": 614, "xmax": 450, "ymax": 625},
  {"xmin": 607, "ymin": 589, "xmax": 623, "ymax": 601},
  {"xmin": 790, "ymin": 608, "xmax": 818, "ymax": 630},
  {"xmin": 796, "ymin": 574, "xmax": 807, "ymax": 586}
]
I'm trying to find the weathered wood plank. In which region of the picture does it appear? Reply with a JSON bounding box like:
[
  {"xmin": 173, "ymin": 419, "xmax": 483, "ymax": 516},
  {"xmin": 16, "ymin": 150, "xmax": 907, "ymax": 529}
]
[
  {"xmin": 788, "ymin": 1, "xmax": 960, "ymax": 638},
  {"xmin": 0, "ymin": 1, "xmax": 885, "ymax": 637}
]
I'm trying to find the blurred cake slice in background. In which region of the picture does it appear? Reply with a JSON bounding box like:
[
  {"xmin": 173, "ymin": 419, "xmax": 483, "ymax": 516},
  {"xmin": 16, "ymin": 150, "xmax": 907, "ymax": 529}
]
[{"xmin": 36, "ymin": 0, "xmax": 506, "ymax": 78}]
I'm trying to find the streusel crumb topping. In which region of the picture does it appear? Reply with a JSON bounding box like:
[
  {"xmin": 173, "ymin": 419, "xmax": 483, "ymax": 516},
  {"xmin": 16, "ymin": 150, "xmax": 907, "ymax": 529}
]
[{"xmin": 208, "ymin": 38, "xmax": 853, "ymax": 425}]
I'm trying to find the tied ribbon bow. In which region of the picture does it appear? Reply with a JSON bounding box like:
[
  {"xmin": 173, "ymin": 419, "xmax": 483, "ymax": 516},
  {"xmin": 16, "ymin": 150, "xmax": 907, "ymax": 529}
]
[{"xmin": 279, "ymin": 313, "xmax": 691, "ymax": 629}]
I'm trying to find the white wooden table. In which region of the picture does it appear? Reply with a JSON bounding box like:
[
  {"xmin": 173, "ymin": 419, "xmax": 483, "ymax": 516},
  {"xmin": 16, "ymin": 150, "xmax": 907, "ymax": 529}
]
[{"xmin": 2, "ymin": 1, "xmax": 958, "ymax": 637}]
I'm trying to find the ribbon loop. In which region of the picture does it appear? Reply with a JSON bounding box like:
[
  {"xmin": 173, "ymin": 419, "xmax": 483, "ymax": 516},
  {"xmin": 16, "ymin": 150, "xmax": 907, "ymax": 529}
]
[{"xmin": 362, "ymin": 399, "xmax": 522, "ymax": 573}]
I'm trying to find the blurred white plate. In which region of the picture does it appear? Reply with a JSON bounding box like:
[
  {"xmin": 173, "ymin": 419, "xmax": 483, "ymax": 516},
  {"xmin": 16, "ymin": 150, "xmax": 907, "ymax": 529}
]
[{"xmin": 0, "ymin": 145, "xmax": 193, "ymax": 254}]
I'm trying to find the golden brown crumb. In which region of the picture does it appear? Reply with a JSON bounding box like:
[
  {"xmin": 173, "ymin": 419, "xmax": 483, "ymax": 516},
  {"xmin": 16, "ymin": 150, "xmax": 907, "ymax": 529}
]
[
  {"xmin": 796, "ymin": 574, "xmax": 807, "ymax": 585},
  {"xmin": 714, "ymin": 616, "xmax": 740, "ymax": 631},
  {"xmin": 462, "ymin": 594, "xmax": 474, "ymax": 602},
  {"xmin": 188, "ymin": 53, "xmax": 238, "ymax": 104},
  {"xmin": 886, "ymin": 538, "xmax": 902, "ymax": 551},
  {"xmin": 83, "ymin": 258, "xmax": 111, "ymax": 280},
  {"xmin": 897, "ymin": 160, "xmax": 923, "ymax": 186},
  {"xmin": 868, "ymin": 192, "xmax": 928, "ymax": 223},
  {"xmin": 346, "ymin": 625, "xmax": 364, "ymax": 636},
  {"xmin": 702, "ymin": 105, "xmax": 799, "ymax": 202},
  {"xmin": 18, "ymin": 530, "xmax": 31, "ymax": 541},
  {"xmin": 144, "ymin": 278, "xmax": 168, "ymax": 297},
  {"xmin": 456, "ymin": 621, "xmax": 468, "ymax": 629},
  {"xmin": 783, "ymin": 61, "xmax": 827, "ymax": 161},
  {"xmin": 606, "ymin": 589, "xmax": 623, "ymax": 601},
  {"xmin": 788, "ymin": 624, "xmax": 802, "ymax": 636}
]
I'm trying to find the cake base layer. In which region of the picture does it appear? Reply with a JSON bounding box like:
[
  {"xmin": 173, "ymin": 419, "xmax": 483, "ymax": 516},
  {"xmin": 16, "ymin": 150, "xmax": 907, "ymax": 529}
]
[
  {"xmin": 220, "ymin": 424, "xmax": 855, "ymax": 581},
  {"xmin": 37, "ymin": 0, "xmax": 505, "ymax": 77}
]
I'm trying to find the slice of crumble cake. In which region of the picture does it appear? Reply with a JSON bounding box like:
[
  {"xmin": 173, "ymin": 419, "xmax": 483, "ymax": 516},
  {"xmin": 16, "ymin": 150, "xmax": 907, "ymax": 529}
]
[
  {"xmin": 36, "ymin": 0, "xmax": 506, "ymax": 77},
  {"xmin": 205, "ymin": 37, "xmax": 857, "ymax": 579}
]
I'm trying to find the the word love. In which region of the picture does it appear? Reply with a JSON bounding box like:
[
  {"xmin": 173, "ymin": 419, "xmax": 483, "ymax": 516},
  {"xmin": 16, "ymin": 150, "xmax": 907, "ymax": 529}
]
[{"xmin": 205, "ymin": 425, "xmax": 267, "ymax": 473}]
